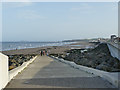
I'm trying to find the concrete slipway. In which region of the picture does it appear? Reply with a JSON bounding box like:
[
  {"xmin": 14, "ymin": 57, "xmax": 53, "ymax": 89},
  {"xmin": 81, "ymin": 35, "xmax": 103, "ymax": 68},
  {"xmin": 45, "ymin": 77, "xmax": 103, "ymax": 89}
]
[{"xmin": 5, "ymin": 56, "xmax": 115, "ymax": 88}]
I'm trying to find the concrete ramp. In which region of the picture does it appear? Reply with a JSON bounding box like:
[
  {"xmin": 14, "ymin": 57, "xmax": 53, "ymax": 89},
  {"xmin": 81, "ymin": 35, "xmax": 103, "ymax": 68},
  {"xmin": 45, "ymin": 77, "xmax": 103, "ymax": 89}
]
[{"xmin": 5, "ymin": 56, "xmax": 114, "ymax": 88}]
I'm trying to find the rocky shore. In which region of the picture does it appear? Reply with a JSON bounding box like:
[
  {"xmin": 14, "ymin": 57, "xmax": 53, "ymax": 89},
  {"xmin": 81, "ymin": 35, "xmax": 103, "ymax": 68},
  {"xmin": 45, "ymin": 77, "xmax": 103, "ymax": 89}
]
[
  {"xmin": 49, "ymin": 43, "xmax": 120, "ymax": 72},
  {"xmin": 8, "ymin": 54, "xmax": 36, "ymax": 70}
]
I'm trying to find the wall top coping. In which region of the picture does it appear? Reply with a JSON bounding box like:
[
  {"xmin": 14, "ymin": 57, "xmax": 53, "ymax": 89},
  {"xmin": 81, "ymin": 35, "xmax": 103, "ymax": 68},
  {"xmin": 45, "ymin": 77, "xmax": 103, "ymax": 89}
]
[
  {"xmin": 107, "ymin": 42, "xmax": 120, "ymax": 50},
  {"xmin": 0, "ymin": 53, "xmax": 8, "ymax": 58}
]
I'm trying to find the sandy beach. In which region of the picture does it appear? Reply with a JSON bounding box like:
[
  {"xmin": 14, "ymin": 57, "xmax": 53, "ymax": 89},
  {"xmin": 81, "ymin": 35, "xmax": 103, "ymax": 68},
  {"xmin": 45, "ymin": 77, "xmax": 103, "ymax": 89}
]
[{"xmin": 2, "ymin": 41, "xmax": 95, "ymax": 55}]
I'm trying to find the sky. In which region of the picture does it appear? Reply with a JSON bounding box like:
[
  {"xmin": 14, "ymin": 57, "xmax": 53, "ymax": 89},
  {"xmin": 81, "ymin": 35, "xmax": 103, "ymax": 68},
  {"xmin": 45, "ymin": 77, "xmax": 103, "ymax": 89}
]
[{"xmin": 2, "ymin": 2, "xmax": 118, "ymax": 41}]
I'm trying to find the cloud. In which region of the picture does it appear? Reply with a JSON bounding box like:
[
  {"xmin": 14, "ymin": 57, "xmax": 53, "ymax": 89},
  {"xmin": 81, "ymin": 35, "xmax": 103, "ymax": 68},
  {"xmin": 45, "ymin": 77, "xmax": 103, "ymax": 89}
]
[
  {"xmin": 17, "ymin": 10, "xmax": 47, "ymax": 20},
  {"xmin": 71, "ymin": 3, "xmax": 93, "ymax": 11},
  {"xmin": 70, "ymin": 3, "xmax": 95, "ymax": 15},
  {"xmin": 13, "ymin": 2, "xmax": 32, "ymax": 8},
  {"xmin": 111, "ymin": 5, "xmax": 117, "ymax": 11},
  {"xmin": 3, "ymin": 2, "xmax": 33, "ymax": 8},
  {"xmin": 2, "ymin": 0, "xmax": 32, "ymax": 2}
]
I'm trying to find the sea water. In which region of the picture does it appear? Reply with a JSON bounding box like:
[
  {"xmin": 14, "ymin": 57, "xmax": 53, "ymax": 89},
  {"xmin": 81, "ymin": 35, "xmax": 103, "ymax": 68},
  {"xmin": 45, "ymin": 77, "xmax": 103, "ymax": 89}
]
[{"xmin": 0, "ymin": 41, "xmax": 75, "ymax": 51}]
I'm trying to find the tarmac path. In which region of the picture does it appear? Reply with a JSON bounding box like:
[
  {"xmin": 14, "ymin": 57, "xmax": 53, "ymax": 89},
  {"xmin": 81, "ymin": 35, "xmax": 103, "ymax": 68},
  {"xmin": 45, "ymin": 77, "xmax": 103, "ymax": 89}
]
[{"xmin": 5, "ymin": 55, "xmax": 114, "ymax": 89}]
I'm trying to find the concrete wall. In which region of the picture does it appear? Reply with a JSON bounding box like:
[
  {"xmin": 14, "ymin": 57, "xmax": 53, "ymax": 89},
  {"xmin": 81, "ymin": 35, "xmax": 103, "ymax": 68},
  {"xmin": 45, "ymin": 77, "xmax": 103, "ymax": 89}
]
[
  {"xmin": 0, "ymin": 53, "xmax": 37, "ymax": 90},
  {"xmin": 107, "ymin": 43, "xmax": 120, "ymax": 60},
  {"xmin": 0, "ymin": 53, "xmax": 8, "ymax": 90},
  {"xmin": 9, "ymin": 56, "xmax": 37, "ymax": 81}
]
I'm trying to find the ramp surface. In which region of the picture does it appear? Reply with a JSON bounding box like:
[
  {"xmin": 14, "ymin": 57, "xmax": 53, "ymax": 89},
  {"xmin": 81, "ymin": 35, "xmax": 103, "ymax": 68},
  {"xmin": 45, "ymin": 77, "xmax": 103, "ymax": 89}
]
[{"xmin": 5, "ymin": 56, "xmax": 114, "ymax": 88}]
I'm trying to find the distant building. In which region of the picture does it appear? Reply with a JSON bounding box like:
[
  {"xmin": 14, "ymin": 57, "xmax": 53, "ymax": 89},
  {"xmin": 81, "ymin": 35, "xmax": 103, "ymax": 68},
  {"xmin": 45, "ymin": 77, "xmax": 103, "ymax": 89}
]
[
  {"xmin": 110, "ymin": 35, "xmax": 120, "ymax": 43},
  {"xmin": 119, "ymin": 37, "xmax": 120, "ymax": 42},
  {"xmin": 111, "ymin": 35, "xmax": 117, "ymax": 42},
  {"xmin": 114, "ymin": 37, "xmax": 120, "ymax": 43}
]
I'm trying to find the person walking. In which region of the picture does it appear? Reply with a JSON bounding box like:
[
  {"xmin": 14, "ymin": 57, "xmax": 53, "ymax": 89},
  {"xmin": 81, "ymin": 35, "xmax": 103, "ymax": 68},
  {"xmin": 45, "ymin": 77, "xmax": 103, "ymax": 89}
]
[
  {"xmin": 46, "ymin": 51, "xmax": 49, "ymax": 56},
  {"xmin": 41, "ymin": 50, "xmax": 43, "ymax": 56},
  {"xmin": 40, "ymin": 51, "xmax": 41, "ymax": 56},
  {"xmin": 43, "ymin": 50, "xmax": 45, "ymax": 56}
]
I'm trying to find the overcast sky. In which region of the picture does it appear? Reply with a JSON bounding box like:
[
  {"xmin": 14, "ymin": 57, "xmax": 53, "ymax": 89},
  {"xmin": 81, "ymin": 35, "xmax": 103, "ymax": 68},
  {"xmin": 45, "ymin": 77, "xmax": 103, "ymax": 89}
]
[{"xmin": 2, "ymin": 2, "xmax": 118, "ymax": 41}]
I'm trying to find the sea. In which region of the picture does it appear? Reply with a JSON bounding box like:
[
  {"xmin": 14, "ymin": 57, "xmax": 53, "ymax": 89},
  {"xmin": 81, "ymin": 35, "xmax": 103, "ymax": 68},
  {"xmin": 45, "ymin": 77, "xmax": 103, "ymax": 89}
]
[{"xmin": 0, "ymin": 41, "xmax": 75, "ymax": 51}]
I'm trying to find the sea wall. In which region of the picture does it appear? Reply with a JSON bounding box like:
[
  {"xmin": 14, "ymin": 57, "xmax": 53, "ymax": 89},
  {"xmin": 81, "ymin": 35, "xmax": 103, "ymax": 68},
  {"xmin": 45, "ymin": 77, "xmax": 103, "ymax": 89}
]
[
  {"xmin": 0, "ymin": 53, "xmax": 37, "ymax": 90},
  {"xmin": 107, "ymin": 43, "xmax": 120, "ymax": 60},
  {"xmin": 9, "ymin": 56, "xmax": 37, "ymax": 81},
  {"xmin": 0, "ymin": 53, "xmax": 8, "ymax": 90}
]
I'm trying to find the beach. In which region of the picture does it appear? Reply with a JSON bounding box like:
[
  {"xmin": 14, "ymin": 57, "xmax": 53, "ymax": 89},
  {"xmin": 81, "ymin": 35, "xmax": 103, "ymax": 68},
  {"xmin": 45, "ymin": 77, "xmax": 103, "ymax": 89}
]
[{"xmin": 2, "ymin": 41, "xmax": 95, "ymax": 55}]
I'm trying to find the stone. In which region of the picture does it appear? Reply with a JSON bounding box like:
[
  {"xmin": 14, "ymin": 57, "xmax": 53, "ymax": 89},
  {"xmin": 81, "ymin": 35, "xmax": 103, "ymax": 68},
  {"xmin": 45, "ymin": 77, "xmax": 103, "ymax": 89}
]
[
  {"xmin": 56, "ymin": 43, "xmax": 120, "ymax": 72},
  {"xmin": 8, "ymin": 54, "xmax": 36, "ymax": 70}
]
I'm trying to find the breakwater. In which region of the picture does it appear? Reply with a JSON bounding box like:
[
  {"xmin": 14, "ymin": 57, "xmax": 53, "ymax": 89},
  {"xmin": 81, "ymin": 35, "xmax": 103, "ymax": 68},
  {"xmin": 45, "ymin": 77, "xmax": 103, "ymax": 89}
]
[{"xmin": 49, "ymin": 43, "xmax": 120, "ymax": 72}]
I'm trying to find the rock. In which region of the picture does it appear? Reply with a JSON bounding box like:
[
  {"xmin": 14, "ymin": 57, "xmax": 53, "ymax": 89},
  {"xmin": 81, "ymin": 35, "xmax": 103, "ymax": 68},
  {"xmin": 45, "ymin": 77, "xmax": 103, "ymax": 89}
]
[
  {"xmin": 63, "ymin": 43, "xmax": 120, "ymax": 72},
  {"xmin": 96, "ymin": 64, "xmax": 112, "ymax": 72},
  {"xmin": 9, "ymin": 66, "xmax": 15, "ymax": 70},
  {"xmin": 111, "ymin": 68, "xmax": 120, "ymax": 72},
  {"xmin": 8, "ymin": 54, "xmax": 36, "ymax": 70}
]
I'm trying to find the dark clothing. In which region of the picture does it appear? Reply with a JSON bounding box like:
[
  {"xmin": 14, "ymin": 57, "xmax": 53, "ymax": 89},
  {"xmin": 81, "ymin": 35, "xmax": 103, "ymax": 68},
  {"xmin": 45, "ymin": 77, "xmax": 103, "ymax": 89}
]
[{"xmin": 41, "ymin": 51, "xmax": 43, "ymax": 56}]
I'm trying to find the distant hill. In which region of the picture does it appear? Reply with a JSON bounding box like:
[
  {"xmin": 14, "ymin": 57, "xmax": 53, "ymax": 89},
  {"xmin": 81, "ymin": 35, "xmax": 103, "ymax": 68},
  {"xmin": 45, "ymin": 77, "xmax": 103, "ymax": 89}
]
[
  {"xmin": 62, "ymin": 39, "xmax": 96, "ymax": 42},
  {"xmin": 62, "ymin": 38, "xmax": 109, "ymax": 42},
  {"xmin": 62, "ymin": 40, "xmax": 88, "ymax": 42}
]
